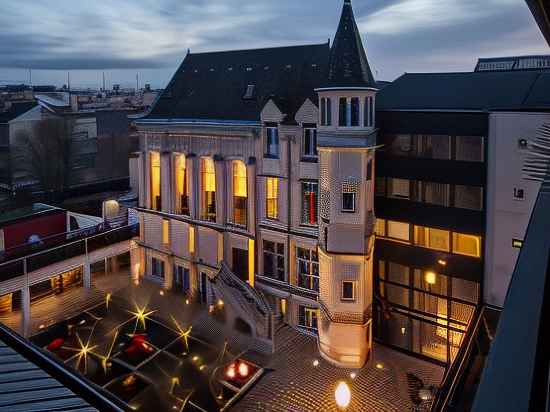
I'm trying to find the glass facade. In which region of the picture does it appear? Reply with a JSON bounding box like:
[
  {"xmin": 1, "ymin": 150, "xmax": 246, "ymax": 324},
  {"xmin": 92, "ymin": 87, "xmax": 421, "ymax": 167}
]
[{"xmin": 376, "ymin": 259, "xmax": 479, "ymax": 364}]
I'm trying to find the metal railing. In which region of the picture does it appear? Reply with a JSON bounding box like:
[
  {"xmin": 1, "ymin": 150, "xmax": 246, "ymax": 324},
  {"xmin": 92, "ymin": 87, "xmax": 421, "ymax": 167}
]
[{"xmin": 0, "ymin": 224, "xmax": 138, "ymax": 281}]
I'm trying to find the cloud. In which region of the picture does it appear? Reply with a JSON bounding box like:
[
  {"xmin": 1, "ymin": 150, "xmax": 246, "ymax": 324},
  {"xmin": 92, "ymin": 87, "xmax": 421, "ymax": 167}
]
[{"xmin": 359, "ymin": 0, "xmax": 518, "ymax": 35}]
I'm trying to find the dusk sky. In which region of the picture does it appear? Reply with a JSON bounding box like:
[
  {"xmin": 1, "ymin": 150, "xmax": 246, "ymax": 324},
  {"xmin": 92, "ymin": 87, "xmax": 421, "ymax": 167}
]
[{"xmin": 0, "ymin": 0, "xmax": 548, "ymax": 89}]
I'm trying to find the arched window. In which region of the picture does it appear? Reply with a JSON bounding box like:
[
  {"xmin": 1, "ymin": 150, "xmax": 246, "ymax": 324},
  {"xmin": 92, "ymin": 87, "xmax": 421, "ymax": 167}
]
[
  {"xmin": 232, "ymin": 161, "xmax": 248, "ymax": 226},
  {"xmin": 175, "ymin": 154, "xmax": 189, "ymax": 215},
  {"xmin": 150, "ymin": 151, "xmax": 161, "ymax": 211},
  {"xmin": 200, "ymin": 158, "xmax": 216, "ymax": 222}
]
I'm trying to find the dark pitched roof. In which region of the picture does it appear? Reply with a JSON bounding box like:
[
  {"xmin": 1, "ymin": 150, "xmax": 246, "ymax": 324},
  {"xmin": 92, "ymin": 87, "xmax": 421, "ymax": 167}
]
[
  {"xmin": 323, "ymin": 0, "xmax": 376, "ymax": 89},
  {"xmin": 377, "ymin": 71, "xmax": 550, "ymax": 111},
  {"xmin": 475, "ymin": 55, "xmax": 550, "ymax": 72},
  {"xmin": 145, "ymin": 43, "xmax": 330, "ymax": 124},
  {"xmin": 0, "ymin": 101, "xmax": 37, "ymax": 124}
]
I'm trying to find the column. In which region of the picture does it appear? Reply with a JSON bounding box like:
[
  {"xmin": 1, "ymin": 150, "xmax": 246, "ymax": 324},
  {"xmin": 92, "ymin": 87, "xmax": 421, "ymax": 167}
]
[
  {"xmin": 160, "ymin": 151, "xmax": 172, "ymax": 214},
  {"xmin": 214, "ymin": 156, "xmax": 226, "ymax": 225},
  {"xmin": 83, "ymin": 262, "xmax": 91, "ymax": 288},
  {"xmin": 144, "ymin": 150, "xmax": 152, "ymax": 209},
  {"xmin": 138, "ymin": 151, "xmax": 146, "ymax": 208},
  {"xmin": 164, "ymin": 256, "xmax": 174, "ymax": 290},
  {"xmin": 130, "ymin": 245, "xmax": 142, "ymax": 285},
  {"xmin": 187, "ymin": 155, "xmax": 198, "ymax": 220},
  {"xmin": 21, "ymin": 286, "xmax": 30, "ymax": 338},
  {"xmin": 110, "ymin": 256, "xmax": 120, "ymax": 274}
]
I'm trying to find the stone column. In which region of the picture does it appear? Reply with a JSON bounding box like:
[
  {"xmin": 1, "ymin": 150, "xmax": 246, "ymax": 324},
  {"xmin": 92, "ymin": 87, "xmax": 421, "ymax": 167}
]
[
  {"xmin": 214, "ymin": 156, "xmax": 226, "ymax": 225},
  {"xmin": 144, "ymin": 151, "xmax": 151, "ymax": 209},
  {"xmin": 138, "ymin": 151, "xmax": 146, "ymax": 208},
  {"xmin": 187, "ymin": 155, "xmax": 198, "ymax": 219},
  {"xmin": 130, "ymin": 245, "xmax": 142, "ymax": 285},
  {"xmin": 164, "ymin": 256, "xmax": 174, "ymax": 290},
  {"xmin": 83, "ymin": 262, "xmax": 91, "ymax": 288},
  {"xmin": 161, "ymin": 151, "xmax": 172, "ymax": 214}
]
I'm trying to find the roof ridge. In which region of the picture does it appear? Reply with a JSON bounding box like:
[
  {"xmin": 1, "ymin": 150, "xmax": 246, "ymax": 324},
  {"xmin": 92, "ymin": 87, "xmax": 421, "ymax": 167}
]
[{"xmin": 188, "ymin": 42, "xmax": 329, "ymax": 56}]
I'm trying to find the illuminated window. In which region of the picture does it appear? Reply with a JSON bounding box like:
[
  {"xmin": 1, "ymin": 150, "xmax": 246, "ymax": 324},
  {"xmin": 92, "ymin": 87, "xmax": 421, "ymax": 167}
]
[
  {"xmin": 189, "ymin": 226, "xmax": 195, "ymax": 254},
  {"xmin": 301, "ymin": 182, "xmax": 318, "ymax": 225},
  {"xmin": 387, "ymin": 221, "xmax": 410, "ymax": 241},
  {"xmin": 297, "ymin": 247, "xmax": 319, "ymax": 292},
  {"xmin": 414, "ymin": 226, "xmax": 450, "ymax": 252},
  {"xmin": 375, "ymin": 218, "xmax": 386, "ymax": 237},
  {"xmin": 150, "ymin": 151, "xmax": 161, "ymax": 211},
  {"xmin": 200, "ymin": 158, "xmax": 216, "ymax": 222},
  {"xmin": 266, "ymin": 177, "xmax": 278, "ymax": 219},
  {"xmin": 176, "ymin": 154, "xmax": 190, "ymax": 215},
  {"xmin": 162, "ymin": 219, "xmax": 170, "ymax": 245},
  {"xmin": 342, "ymin": 281, "xmax": 356, "ymax": 301},
  {"xmin": 232, "ymin": 161, "xmax": 247, "ymax": 226},
  {"xmin": 299, "ymin": 306, "xmax": 319, "ymax": 330},
  {"xmin": 453, "ymin": 233, "xmax": 481, "ymax": 257}
]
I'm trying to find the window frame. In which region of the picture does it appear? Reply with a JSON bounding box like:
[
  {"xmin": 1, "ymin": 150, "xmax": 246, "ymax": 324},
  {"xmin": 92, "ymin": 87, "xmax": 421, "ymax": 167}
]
[
  {"xmin": 265, "ymin": 177, "xmax": 279, "ymax": 220},
  {"xmin": 232, "ymin": 160, "xmax": 248, "ymax": 227},
  {"xmin": 341, "ymin": 280, "xmax": 356, "ymax": 301},
  {"xmin": 264, "ymin": 125, "xmax": 280, "ymax": 158},
  {"xmin": 302, "ymin": 127, "xmax": 318, "ymax": 160},
  {"xmin": 263, "ymin": 240, "xmax": 285, "ymax": 282},
  {"xmin": 341, "ymin": 191, "xmax": 356, "ymax": 213},
  {"xmin": 301, "ymin": 181, "xmax": 319, "ymax": 226},
  {"xmin": 297, "ymin": 247, "xmax": 319, "ymax": 292}
]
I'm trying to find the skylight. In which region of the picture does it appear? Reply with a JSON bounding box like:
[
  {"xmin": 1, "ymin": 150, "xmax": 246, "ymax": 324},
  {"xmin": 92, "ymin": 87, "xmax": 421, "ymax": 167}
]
[{"xmin": 243, "ymin": 84, "xmax": 255, "ymax": 100}]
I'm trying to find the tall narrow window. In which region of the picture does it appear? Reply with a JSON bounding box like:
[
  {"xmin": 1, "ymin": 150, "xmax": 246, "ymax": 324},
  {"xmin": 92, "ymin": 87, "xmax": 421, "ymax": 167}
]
[
  {"xmin": 350, "ymin": 97, "xmax": 360, "ymax": 126},
  {"xmin": 326, "ymin": 98, "xmax": 332, "ymax": 126},
  {"xmin": 200, "ymin": 158, "xmax": 216, "ymax": 222},
  {"xmin": 303, "ymin": 128, "xmax": 318, "ymax": 158},
  {"xmin": 365, "ymin": 96, "xmax": 374, "ymax": 127},
  {"xmin": 265, "ymin": 125, "xmax": 279, "ymax": 158},
  {"xmin": 339, "ymin": 98, "xmax": 347, "ymax": 127},
  {"xmin": 299, "ymin": 306, "xmax": 319, "ymax": 330},
  {"xmin": 176, "ymin": 154, "xmax": 189, "ymax": 215},
  {"xmin": 320, "ymin": 98, "xmax": 326, "ymax": 126},
  {"xmin": 263, "ymin": 240, "xmax": 285, "ymax": 282},
  {"xmin": 232, "ymin": 161, "xmax": 247, "ymax": 226},
  {"xmin": 266, "ymin": 177, "xmax": 278, "ymax": 220},
  {"xmin": 297, "ymin": 247, "xmax": 319, "ymax": 292},
  {"xmin": 301, "ymin": 182, "xmax": 318, "ymax": 225},
  {"xmin": 150, "ymin": 151, "xmax": 161, "ymax": 211},
  {"xmin": 162, "ymin": 219, "xmax": 170, "ymax": 246}
]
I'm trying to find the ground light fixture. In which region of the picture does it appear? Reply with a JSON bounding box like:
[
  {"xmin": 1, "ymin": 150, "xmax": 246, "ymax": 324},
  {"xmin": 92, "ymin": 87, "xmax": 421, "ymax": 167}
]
[{"xmin": 335, "ymin": 381, "xmax": 351, "ymax": 410}]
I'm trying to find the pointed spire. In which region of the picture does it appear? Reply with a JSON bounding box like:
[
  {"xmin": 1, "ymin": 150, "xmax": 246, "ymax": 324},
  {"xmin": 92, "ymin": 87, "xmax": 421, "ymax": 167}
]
[{"xmin": 323, "ymin": 0, "xmax": 376, "ymax": 89}]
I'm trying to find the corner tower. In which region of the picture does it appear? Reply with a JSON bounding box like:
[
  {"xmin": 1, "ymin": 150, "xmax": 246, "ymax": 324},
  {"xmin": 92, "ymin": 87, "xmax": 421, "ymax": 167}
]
[{"xmin": 316, "ymin": 0, "xmax": 377, "ymax": 368}]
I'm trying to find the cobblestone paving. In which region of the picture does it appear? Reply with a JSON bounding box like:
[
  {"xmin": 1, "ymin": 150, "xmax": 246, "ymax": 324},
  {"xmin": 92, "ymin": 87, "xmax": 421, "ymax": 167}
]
[{"xmin": 233, "ymin": 326, "xmax": 444, "ymax": 412}]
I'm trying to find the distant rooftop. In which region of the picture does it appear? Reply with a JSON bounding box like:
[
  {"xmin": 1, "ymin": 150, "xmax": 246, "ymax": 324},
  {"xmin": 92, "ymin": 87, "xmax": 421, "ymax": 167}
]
[
  {"xmin": 0, "ymin": 203, "xmax": 63, "ymax": 226},
  {"xmin": 475, "ymin": 55, "xmax": 550, "ymax": 72}
]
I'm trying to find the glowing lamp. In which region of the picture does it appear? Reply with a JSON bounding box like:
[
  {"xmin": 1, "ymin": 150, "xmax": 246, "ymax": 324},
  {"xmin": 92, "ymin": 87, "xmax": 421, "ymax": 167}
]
[
  {"xmin": 226, "ymin": 364, "xmax": 236, "ymax": 379},
  {"xmin": 425, "ymin": 271, "xmax": 436, "ymax": 285},
  {"xmin": 350, "ymin": 372, "xmax": 357, "ymax": 380},
  {"xmin": 335, "ymin": 381, "xmax": 351, "ymax": 410},
  {"xmin": 217, "ymin": 299, "xmax": 224, "ymax": 307},
  {"xmin": 238, "ymin": 362, "xmax": 249, "ymax": 377},
  {"xmin": 375, "ymin": 363, "xmax": 384, "ymax": 370},
  {"xmin": 437, "ymin": 259, "xmax": 447, "ymax": 266},
  {"xmin": 312, "ymin": 359, "xmax": 319, "ymax": 367},
  {"xmin": 159, "ymin": 290, "xmax": 165, "ymax": 296}
]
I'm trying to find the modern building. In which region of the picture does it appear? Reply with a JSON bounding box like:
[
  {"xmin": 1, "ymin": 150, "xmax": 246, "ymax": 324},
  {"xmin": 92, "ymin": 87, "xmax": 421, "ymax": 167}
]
[{"xmin": 131, "ymin": 0, "xmax": 550, "ymax": 372}]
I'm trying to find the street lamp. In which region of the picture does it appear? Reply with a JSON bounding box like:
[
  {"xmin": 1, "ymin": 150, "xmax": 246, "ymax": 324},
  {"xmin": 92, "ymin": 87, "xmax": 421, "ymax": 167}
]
[{"xmin": 335, "ymin": 381, "xmax": 351, "ymax": 410}]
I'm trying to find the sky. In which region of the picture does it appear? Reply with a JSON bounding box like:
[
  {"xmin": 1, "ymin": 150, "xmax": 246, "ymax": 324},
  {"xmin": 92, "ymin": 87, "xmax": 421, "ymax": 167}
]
[{"xmin": 0, "ymin": 0, "xmax": 548, "ymax": 89}]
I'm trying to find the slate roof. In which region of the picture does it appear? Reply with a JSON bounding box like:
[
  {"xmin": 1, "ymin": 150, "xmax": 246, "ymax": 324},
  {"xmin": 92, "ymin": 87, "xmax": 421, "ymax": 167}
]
[
  {"xmin": 323, "ymin": 0, "xmax": 377, "ymax": 89},
  {"xmin": 377, "ymin": 71, "xmax": 550, "ymax": 111},
  {"xmin": 145, "ymin": 43, "xmax": 330, "ymax": 124}
]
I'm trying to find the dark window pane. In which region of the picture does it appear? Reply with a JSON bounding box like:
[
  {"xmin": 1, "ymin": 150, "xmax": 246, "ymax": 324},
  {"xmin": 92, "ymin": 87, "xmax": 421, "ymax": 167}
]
[
  {"xmin": 339, "ymin": 98, "xmax": 347, "ymax": 127},
  {"xmin": 351, "ymin": 97, "xmax": 360, "ymax": 126},
  {"xmin": 342, "ymin": 282, "xmax": 354, "ymax": 299}
]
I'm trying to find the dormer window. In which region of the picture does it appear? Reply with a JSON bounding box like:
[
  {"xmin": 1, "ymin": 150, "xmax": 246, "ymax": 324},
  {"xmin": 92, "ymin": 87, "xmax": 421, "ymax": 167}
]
[
  {"xmin": 243, "ymin": 84, "xmax": 255, "ymax": 99},
  {"xmin": 320, "ymin": 98, "xmax": 332, "ymax": 126},
  {"xmin": 265, "ymin": 124, "xmax": 279, "ymax": 158}
]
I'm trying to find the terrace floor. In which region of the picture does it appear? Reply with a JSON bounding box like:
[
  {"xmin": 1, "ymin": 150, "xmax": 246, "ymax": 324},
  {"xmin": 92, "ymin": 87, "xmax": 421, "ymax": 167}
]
[{"xmin": 1, "ymin": 271, "xmax": 445, "ymax": 411}]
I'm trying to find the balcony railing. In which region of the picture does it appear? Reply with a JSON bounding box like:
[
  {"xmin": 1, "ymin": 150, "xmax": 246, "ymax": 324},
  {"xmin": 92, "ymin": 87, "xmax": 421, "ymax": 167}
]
[{"xmin": 0, "ymin": 224, "xmax": 138, "ymax": 282}]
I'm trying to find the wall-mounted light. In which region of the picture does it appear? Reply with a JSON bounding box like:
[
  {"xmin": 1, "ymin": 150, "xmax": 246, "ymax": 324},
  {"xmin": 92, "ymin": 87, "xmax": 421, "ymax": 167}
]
[{"xmin": 425, "ymin": 271, "xmax": 436, "ymax": 285}]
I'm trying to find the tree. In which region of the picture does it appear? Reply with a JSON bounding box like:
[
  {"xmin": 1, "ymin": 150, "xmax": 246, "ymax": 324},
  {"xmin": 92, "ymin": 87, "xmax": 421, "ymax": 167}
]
[{"xmin": 18, "ymin": 117, "xmax": 74, "ymax": 194}]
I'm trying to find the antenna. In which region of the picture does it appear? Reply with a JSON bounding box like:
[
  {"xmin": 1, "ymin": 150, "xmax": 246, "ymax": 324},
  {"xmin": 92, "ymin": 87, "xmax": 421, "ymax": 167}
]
[
  {"xmin": 136, "ymin": 73, "xmax": 139, "ymax": 92},
  {"xmin": 67, "ymin": 71, "xmax": 71, "ymax": 93},
  {"xmin": 28, "ymin": 69, "xmax": 32, "ymax": 88}
]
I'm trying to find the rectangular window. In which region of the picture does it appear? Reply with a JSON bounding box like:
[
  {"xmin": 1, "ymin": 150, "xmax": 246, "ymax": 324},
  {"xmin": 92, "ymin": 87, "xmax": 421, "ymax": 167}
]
[
  {"xmin": 414, "ymin": 226, "xmax": 450, "ymax": 252},
  {"xmin": 342, "ymin": 281, "xmax": 356, "ymax": 301},
  {"xmin": 298, "ymin": 306, "xmax": 319, "ymax": 330},
  {"xmin": 454, "ymin": 185, "xmax": 483, "ymax": 210},
  {"xmin": 150, "ymin": 151, "xmax": 161, "ymax": 211},
  {"xmin": 365, "ymin": 96, "xmax": 374, "ymax": 127},
  {"xmin": 388, "ymin": 178, "xmax": 410, "ymax": 199},
  {"xmin": 320, "ymin": 98, "xmax": 326, "ymax": 126},
  {"xmin": 342, "ymin": 191, "xmax": 356, "ymax": 212},
  {"xmin": 326, "ymin": 98, "xmax": 332, "ymax": 126},
  {"xmin": 453, "ymin": 233, "xmax": 481, "ymax": 257},
  {"xmin": 456, "ymin": 136, "xmax": 484, "ymax": 162},
  {"xmin": 266, "ymin": 177, "xmax": 279, "ymax": 220},
  {"xmin": 423, "ymin": 182, "xmax": 450, "ymax": 206},
  {"xmin": 297, "ymin": 247, "xmax": 319, "ymax": 292},
  {"xmin": 350, "ymin": 97, "xmax": 360, "ymax": 126},
  {"xmin": 176, "ymin": 155, "xmax": 189, "ymax": 215},
  {"xmin": 417, "ymin": 135, "xmax": 451, "ymax": 160},
  {"xmin": 151, "ymin": 257, "xmax": 165, "ymax": 279},
  {"xmin": 387, "ymin": 221, "xmax": 410, "ymax": 241},
  {"xmin": 200, "ymin": 158, "xmax": 216, "ymax": 222},
  {"xmin": 367, "ymin": 159, "xmax": 373, "ymax": 181},
  {"xmin": 375, "ymin": 218, "xmax": 386, "ymax": 237},
  {"xmin": 263, "ymin": 240, "xmax": 285, "ymax": 282},
  {"xmin": 162, "ymin": 219, "xmax": 170, "ymax": 245},
  {"xmin": 339, "ymin": 98, "xmax": 347, "ymax": 127},
  {"xmin": 232, "ymin": 161, "xmax": 248, "ymax": 226},
  {"xmin": 265, "ymin": 126, "xmax": 279, "ymax": 158},
  {"xmin": 301, "ymin": 181, "xmax": 318, "ymax": 225},
  {"xmin": 512, "ymin": 239, "xmax": 523, "ymax": 249},
  {"xmin": 303, "ymin": 128, "xmax": 318, "ymax": 158}
]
